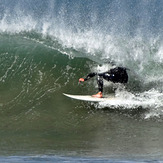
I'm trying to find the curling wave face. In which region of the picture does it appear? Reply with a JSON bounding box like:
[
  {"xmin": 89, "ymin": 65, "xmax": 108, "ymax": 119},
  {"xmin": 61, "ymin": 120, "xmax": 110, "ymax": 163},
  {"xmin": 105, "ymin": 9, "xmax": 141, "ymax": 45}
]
[{"xmin": 0, "ymin": 0, "xmax": 163, "ymax": 120}]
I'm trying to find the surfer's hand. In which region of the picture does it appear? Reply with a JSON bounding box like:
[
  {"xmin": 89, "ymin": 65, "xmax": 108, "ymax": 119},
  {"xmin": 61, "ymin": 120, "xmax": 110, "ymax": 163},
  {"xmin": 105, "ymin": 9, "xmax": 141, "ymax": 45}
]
[{"xmin": 79, "ymin": 78, "xmax": 85, "ymax": 83}]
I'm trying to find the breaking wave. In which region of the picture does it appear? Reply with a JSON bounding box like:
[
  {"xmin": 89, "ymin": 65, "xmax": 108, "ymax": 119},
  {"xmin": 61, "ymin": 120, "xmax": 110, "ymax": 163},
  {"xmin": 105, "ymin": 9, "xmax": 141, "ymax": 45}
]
[{"xmin": 0, "ymin": 0, "xmax": 163, "ymax": 119}]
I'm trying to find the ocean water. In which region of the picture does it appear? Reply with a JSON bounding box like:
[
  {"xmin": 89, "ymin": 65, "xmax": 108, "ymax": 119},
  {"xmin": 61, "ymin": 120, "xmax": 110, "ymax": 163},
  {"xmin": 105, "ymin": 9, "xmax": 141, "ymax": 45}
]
[{"xmin": 0, "ymin": 0, "xmax": 163, "ymax": 162}]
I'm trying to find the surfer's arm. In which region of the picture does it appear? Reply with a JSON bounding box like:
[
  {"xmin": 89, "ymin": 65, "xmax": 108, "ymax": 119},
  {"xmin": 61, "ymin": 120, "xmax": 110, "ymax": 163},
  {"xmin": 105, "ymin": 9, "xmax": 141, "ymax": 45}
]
[
  {"xmin": 84, "ymin": 72, "xmax": 97, "ymax": 81},
  {"xmin": 79, "ymin": 72, "xmax": 97, "ymax": 83}
]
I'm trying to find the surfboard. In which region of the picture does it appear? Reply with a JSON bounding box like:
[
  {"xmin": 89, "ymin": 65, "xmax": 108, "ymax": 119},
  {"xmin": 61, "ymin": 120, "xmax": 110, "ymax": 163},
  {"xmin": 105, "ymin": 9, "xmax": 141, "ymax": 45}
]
[{"xmin": 63, "ymin": 93, "xmax": 115, "ymax": 102}]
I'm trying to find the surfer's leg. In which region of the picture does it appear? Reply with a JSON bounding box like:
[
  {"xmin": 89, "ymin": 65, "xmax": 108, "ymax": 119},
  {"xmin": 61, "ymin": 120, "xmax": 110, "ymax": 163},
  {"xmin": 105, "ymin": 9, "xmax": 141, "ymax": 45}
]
[
  {"xmin": 97, "ymin": 75, "xmax": 103, "ymax": 92},
  {"xmin": 92, "ymin": 75, "xmax": 103, "ymax": 98}
]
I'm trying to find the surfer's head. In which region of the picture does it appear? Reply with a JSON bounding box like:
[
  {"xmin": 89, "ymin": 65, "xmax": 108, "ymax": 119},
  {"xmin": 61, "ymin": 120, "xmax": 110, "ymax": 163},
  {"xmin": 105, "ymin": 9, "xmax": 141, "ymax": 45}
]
[{"xmin": 97, "ymin": 64, "xmax": 109, "ymax": 73}]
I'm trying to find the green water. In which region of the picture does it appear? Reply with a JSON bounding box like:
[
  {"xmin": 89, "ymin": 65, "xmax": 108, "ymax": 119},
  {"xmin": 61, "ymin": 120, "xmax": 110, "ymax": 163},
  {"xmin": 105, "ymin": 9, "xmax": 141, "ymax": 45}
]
[
  {"xmin": 0, "ymin": 95, "xmax": 163, "ymax": 160},
  {"xmin": 0, "ymin": 34, "xmax": 162, "ymax": 161}
]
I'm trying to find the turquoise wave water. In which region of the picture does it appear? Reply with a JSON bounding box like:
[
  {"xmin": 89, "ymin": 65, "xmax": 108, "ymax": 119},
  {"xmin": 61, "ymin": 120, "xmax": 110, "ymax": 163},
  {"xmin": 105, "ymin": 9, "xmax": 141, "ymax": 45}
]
[{"xmin": 0, "ymin": 31, "xmax": 163, "ymax": 119}]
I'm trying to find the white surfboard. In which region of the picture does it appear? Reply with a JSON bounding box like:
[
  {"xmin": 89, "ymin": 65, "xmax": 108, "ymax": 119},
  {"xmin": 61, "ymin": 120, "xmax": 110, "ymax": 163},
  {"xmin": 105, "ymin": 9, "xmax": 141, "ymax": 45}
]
[{"xmin": 63, "ymin": 93, "xmax": 116, "ymax": 102}]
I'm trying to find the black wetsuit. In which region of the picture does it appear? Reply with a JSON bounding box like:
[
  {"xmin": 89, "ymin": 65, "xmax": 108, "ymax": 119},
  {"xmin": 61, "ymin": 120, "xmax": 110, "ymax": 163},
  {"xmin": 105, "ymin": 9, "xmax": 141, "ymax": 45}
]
[{"xmin": 84, "ymin": 67, "xmax": 128, "ymax": 92}]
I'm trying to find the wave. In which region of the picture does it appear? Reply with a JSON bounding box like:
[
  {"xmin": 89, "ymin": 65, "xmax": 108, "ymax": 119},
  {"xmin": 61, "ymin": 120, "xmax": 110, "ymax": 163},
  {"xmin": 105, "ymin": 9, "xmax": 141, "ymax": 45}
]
[
  {"xmin": 0, "ymin": 0, "xmax": 163, "ymax": 119},
  {"xmin": 0, "ymin": 32, "xmax": 162, "ymax": 120}
]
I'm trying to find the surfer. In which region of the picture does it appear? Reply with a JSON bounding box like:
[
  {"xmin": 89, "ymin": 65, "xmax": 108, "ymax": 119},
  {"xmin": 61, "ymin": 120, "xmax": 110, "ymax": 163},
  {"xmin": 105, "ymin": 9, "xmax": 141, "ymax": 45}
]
[{"xmin": 79, "ymin": 67, "xmax": 128, "ymax": 98}]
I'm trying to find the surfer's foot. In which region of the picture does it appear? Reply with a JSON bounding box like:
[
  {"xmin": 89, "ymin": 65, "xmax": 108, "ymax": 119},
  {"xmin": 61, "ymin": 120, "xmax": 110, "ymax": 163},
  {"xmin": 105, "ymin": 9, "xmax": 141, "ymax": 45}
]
[{"xmin": 92, "ymin": 92, "xmax": 103, "ymax": 98}]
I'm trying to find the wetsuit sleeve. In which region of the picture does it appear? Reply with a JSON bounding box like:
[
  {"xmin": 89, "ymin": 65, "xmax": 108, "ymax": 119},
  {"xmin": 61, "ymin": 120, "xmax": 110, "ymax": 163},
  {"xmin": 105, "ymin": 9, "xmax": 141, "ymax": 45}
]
[{"xmin": 84, "ymin": 73, "xmax": 97, "ymax": 81}]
